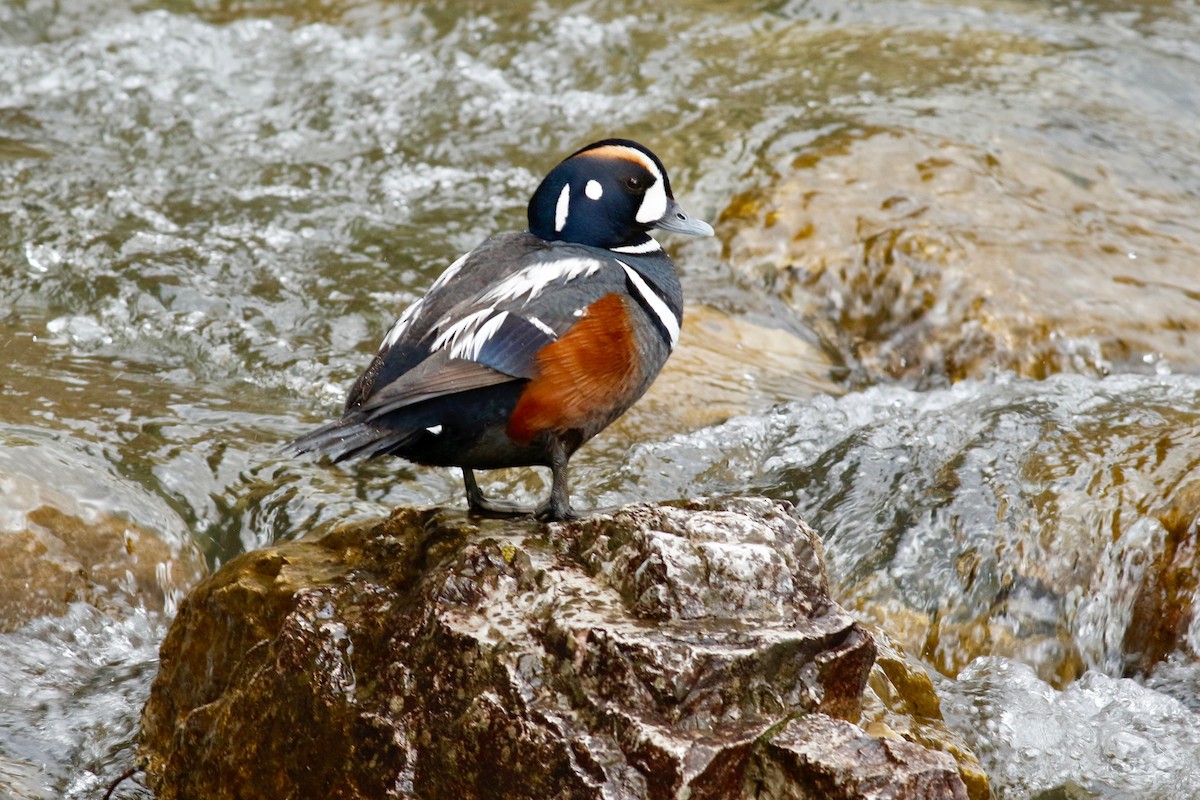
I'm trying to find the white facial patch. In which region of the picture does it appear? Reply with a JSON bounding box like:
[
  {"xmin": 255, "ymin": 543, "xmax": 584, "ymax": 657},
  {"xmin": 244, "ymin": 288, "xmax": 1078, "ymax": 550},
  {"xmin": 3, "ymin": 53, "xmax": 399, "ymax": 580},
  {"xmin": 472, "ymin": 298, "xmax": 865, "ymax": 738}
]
[
  {"xmin": 635, "ymin": 176, "xmax": 668, "ymax": 224},
  {"xmin": 555, "ymin": 183, "xmax": 571, "ymax": 232},
  {"xmin": 585, "ymin": 179, "xmax": 603, "ymax": 200},
  {"xmin": 479, "ymin": 257, "xmax": 604, "ymax": 305},
  {"xmin": 426, "ymin": 424, "xmax": 443, "ymax": 435},
  {"xmin": 584, "ymin": 144, "xmax": 670, "ymax": 225},
  {"xmin": 600, "ymin": 145, "xmax": 668, "ymax": 225},
  {"xmin": 618, "ymin": 260, "xmax": 680, "ymax": 349}
]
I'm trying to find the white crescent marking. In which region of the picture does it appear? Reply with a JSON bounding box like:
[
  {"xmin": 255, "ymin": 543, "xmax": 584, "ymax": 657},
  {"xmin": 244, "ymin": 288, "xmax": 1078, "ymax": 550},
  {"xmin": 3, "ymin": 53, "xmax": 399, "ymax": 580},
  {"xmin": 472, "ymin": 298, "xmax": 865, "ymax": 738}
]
[
  {"xmin": 430, "ymin": 307, "xmax": 494, "ymax": 353},
  {"xmin": 555, "ymin": 183, "xmax": 571, "ymax": 232},
  {"xmin": 635, "ymin": 178, "xmax": 667, "ymax": 224}
]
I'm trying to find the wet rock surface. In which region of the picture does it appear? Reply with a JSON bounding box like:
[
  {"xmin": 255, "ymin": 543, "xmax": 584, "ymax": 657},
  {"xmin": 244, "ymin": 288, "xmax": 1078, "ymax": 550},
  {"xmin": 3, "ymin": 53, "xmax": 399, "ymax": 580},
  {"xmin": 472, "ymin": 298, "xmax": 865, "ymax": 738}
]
[
  {"xmin": 755, "ymin": 714, "xmax": 968, "ymax": 800},
  {"xmin": 139, "ymin": 498, "xmax": 972, "ymax": 799},
  {"xmin": 861, "ymin": 635, "xmax": 991, "ymax": 800}
]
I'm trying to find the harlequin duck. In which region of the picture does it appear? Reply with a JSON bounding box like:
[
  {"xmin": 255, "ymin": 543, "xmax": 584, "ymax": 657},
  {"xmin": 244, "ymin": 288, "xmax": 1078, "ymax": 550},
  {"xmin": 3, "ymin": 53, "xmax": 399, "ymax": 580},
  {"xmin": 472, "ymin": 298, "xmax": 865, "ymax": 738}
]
[{"xmin": 289, "ymin": 139, "xmax": 713, "ymax": 520}]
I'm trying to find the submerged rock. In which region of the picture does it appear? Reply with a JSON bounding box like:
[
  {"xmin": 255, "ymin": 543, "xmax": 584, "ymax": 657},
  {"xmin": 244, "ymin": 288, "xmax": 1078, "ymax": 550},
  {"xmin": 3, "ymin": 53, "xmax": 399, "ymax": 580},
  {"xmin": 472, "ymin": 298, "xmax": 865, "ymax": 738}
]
[
  {"xmin": 0, "ymin": 504, "xmax": 202, "ymax": 631},
  {"xmin": 633, "ymin": 304, "xmax": 837, "ymax": 431},
  {"xmin": 620, "ymin": 374, "xmax": 1200, "ymax": 691},
  {"xmin": 1121, "ymin": 480, "xmax": 1200, "ymax": 677},
  {"xmin": 861, "ymin": 635, "xmax": 992, "ymax": 800},
  {"xmin": 139, "ymin": 498, "xmax": 971, "ymax": 799},
  {"xmin": 722, "ymin": 127, "xmax": 1200, "ymax": 383}
]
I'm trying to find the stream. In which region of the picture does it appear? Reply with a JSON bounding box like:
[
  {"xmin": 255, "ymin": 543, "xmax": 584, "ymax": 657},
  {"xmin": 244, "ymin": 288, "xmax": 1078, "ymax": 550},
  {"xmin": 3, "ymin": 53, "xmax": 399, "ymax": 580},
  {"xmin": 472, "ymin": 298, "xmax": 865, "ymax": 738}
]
[{"xmin": 2, "ymin": 0, "xmax": 1199, "ymax": 797}]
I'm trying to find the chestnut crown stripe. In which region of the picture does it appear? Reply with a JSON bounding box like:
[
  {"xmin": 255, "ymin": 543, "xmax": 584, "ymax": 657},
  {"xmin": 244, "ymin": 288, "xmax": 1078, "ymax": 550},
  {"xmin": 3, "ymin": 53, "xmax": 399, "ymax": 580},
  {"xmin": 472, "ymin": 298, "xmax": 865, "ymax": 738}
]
[{"xmin": 577, "ymin": 144, "xmax": 664, "ymax": 178}]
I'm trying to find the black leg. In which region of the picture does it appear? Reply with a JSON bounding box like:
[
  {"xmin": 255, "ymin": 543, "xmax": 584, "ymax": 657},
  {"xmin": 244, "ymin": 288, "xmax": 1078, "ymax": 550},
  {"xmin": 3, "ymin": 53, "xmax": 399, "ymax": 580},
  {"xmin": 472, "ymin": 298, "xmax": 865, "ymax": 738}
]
[
  {"xmin": 462, "ymin": 468, "xmax": 529, "ymax": 517},
  {"xmin": 534, "ymin": 439, "xmax": 577, "ymax": 522}
]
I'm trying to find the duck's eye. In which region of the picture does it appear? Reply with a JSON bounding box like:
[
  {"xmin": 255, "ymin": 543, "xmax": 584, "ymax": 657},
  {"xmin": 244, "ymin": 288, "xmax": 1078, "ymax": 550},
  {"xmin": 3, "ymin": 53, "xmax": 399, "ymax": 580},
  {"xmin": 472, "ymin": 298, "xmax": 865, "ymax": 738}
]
[{"xmin": 625, "ymin": 175, "xmax": 643, "ymax": 190}]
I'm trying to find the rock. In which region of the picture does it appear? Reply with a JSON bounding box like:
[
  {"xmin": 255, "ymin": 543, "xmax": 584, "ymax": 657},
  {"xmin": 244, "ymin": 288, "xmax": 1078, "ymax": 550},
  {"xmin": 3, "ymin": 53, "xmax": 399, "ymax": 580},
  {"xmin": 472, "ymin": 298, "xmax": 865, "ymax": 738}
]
[
  {"xmin": 139, "ymin": 498, "xmax": 969, "ymax": 799},
  {"xmin": 721, "ymin": 127, "xmax": 1200, "ymax": 382},
  {"xmin": 630, "ymin": 304, "xmax": 838, "ymax": 432},
  {"xmin": 0, "ymin": 504, "xmax": 202, "ymax": 631},
  {"xmin": 754, "ymin": 714, "xmax": 969, "ymax": 800},
  {"xmin": 1120, "ymin": 480, "xmax": 1200, "ymax": 677},
  {"xmin": 861, "ymin": 635, "xmax": 993, "ymax": 800}
]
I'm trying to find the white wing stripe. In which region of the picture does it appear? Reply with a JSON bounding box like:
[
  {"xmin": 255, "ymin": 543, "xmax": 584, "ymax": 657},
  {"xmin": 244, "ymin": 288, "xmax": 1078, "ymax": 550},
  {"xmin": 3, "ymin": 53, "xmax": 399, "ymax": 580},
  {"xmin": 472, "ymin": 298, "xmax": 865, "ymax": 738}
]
[
  {"xmin": 450, "ymin": 310, "xmax": 509, "ymax": 360},
  {"xmin": 428, "ymin": 252, "xmax": 469, "ymax": 292},
  {"xmin": 528, "ymin": 316, "xmax": 558, "ymax": 338},
  {"xmin": 381, "ymin": 297, "xmax": 424, "ymax": 350},
  {"xmin": 380, "ymin": 251, "xmax": 471, "ymax": 351},
  {"xmin": 618, "ymin": 260, "xmax": 680, "ymax": 349},
  {"xmin": 430, "ymin": 306, "xmax": 495, "ymax": 353},
  {"xmin": 479, "ymin": 257, "xmax": 604, "ymax": 305}
]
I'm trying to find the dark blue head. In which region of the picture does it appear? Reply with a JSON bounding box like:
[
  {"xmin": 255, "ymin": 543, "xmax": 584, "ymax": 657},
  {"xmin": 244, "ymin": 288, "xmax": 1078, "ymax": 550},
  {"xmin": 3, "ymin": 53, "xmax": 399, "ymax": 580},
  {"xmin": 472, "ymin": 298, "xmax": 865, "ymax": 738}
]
[{"xmin": 527, "ymin": 139, "xmax": 713, "ymax": 250}]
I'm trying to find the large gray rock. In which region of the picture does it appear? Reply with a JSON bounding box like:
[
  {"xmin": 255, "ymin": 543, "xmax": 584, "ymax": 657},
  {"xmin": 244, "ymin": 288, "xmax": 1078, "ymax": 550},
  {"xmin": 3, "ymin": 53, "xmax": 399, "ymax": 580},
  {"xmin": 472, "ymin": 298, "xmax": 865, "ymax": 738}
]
[{"xmin": 139, "ymin": 497, "xmax": 969, "ymax": 799}]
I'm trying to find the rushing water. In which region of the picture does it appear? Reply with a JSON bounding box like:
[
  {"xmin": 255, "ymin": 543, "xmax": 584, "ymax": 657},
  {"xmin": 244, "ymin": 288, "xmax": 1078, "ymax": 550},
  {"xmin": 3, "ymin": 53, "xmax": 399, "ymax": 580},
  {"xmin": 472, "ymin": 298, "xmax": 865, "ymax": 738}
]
[{"xmin": 2, "ymin": 0, "xmax": 1199, "ymax": 797}]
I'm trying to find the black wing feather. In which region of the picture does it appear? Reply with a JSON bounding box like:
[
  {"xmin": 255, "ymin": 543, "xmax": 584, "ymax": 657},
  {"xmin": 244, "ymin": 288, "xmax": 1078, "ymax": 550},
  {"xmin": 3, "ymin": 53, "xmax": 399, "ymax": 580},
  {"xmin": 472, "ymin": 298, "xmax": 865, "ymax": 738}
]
[{"xmin": 471, "ymin": 313, "xmax": 557, "ymax": 379}]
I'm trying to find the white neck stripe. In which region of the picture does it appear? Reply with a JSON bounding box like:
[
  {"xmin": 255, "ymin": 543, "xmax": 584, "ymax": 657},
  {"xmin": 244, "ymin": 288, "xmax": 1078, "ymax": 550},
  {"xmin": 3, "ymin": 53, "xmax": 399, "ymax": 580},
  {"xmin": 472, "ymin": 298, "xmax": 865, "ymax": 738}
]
[
  {"xmin": 610, "ymin": 239, "xmax": 662, "ymax": 254},
  {"xmin": 617, "ymin": 260, "xmax": 679, "ymax": 349}
]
